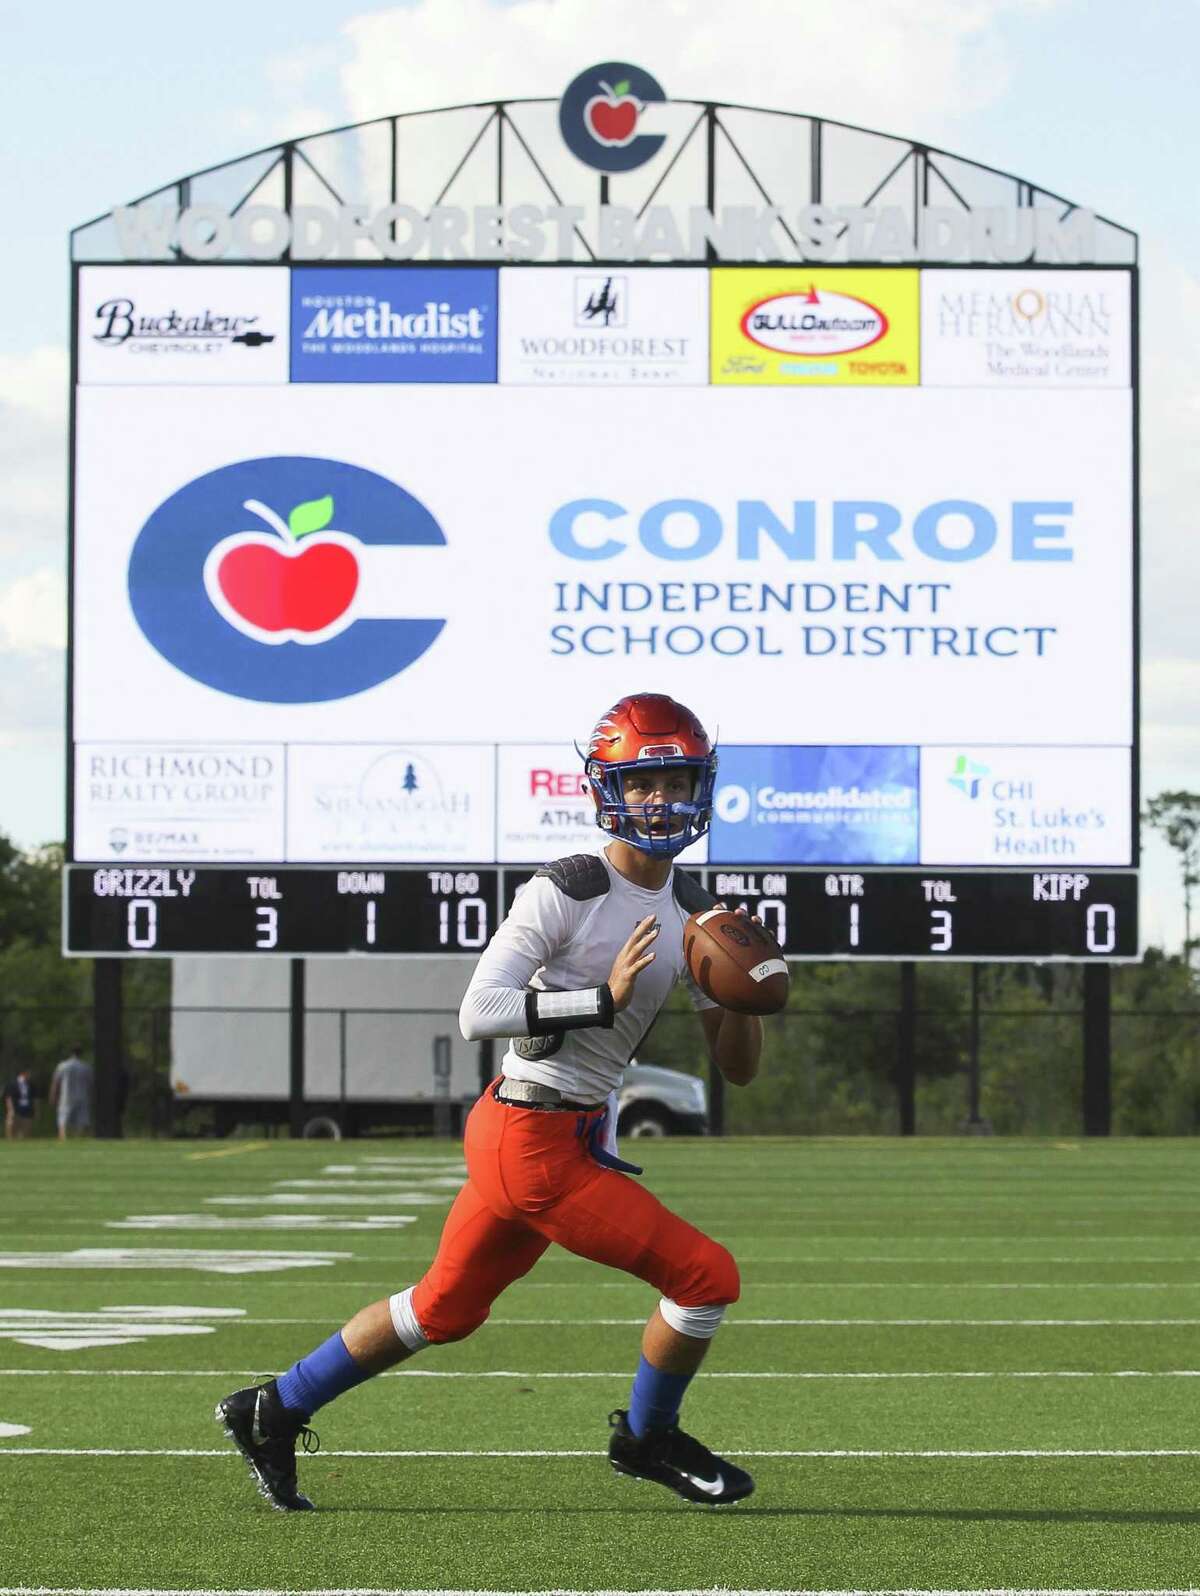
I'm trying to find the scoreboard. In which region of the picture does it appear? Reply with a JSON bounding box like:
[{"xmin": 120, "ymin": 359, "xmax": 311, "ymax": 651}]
[
  {"xmin": 68, "ymin": 204, "xmax": 1137, "ymax": 964},
  {"xmin": 64, "ymin": 864, "xmax": 1138, "ymax": 961}
]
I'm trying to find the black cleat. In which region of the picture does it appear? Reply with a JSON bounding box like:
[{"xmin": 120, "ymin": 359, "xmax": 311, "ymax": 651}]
[
  {"xmin": 215, "ymin": 1379, "xmax": 319, "ymax": 1512},
  {"xmin": 607, "ymin": 1408, "xmax": 754, "ymax": 1505}
]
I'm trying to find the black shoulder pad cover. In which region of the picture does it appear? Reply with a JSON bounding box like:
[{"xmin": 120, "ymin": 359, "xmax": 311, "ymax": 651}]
[
  {"xmin": 673, "ymin": 869, "xmax": 717, "ymax": 916},
  {"xmin": 536, "ymin": 853, "xmax": 611, "ymax": 901}
]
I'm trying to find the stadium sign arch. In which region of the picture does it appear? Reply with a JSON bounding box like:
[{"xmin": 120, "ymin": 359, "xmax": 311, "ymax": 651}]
[{"xmin": 73, "ymin": 68, "xmax": 1134, "ymax": 268}]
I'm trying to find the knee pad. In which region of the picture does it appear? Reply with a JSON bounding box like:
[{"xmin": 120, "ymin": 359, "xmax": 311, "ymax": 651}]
[{"xmin": 659, "ymin": 1297, "xmax": 726, "ymax": 1339}]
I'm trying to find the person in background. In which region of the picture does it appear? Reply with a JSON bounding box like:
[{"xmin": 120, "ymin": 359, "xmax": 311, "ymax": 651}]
[
  {"xmin": 3, "ymin": 1066, "xmax": 38, "ymax": 1139},
  {"xmin": 50, "ymin": 1045, "xmax": 94, "ymax": 1140}
]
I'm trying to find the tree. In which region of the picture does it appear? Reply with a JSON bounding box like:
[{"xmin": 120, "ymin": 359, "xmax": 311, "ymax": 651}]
[
  {"xmin": 0, "ymin": 833, "xmax": 170, "ymax": 1127},
  {"xmin": 0, "ymin": 836, "xmax": 62, "ymax": 947},
  {"xmin": 1142, "ymin": 791, "xmax": 1200, "ymax": 962}
]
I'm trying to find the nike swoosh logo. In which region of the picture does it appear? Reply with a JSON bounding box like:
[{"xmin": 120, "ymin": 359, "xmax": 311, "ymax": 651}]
[
  {"xmin": 679, "ymin": 1470, "xmax": 725, "ymax": 1496},
  {"xmin": 250, "ymin": 1392, "xmax": 267, "ymax": 1447}
]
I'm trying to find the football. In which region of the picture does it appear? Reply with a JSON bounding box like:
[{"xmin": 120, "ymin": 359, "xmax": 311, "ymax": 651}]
[{"xmin": 684, "ymin": 907, "xmax": 790, "ymax": 1015}]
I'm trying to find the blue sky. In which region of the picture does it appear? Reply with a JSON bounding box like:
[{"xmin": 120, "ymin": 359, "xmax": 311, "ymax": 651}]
[{"xmin": 1, "ymin": 0, "xmax": 1195, "ymax": 947}]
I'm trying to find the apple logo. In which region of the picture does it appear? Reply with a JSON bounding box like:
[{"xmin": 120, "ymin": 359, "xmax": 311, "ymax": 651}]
[
  {"xmin": 202, "ymin": 494, "xmax": 361, "ymax": 645},
  {"xmin": 559, "ymin": 62, "xmax": 666, "ymax": 174},
  {"xmin": 130, "ymin": 454, "xmax": 447, "ymax": 703},
  {"xmin": 584, "ymin": 78, "xmax": 643, "ymax": 147}
]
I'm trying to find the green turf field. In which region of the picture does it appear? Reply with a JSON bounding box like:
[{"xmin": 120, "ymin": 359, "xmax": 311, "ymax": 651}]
[{"xmin": 0, "ymin": 1134, "xmax": 1197, "ymax": 1594}]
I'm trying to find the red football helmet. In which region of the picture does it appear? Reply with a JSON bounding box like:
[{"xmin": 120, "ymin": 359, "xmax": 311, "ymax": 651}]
[{"xmin": 582, "ymin": 693, "xmax": 718, "ymax": 856}]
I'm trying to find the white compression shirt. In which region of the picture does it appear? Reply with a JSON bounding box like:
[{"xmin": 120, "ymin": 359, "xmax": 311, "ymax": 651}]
[{"xmin": 459, "ymin": 846, "xmax": 717, "ymax": 1104}]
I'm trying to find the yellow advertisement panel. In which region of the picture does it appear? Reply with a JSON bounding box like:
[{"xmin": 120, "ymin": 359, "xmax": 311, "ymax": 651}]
[{"xmin": 711, "ymin": 268, "xmax": 919, "ymax": 385}]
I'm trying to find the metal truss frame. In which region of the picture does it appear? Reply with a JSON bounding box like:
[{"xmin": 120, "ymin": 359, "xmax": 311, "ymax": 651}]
[{"xmin": 72, "ymin": 97, "xmax": 1136, "ymax": 263}]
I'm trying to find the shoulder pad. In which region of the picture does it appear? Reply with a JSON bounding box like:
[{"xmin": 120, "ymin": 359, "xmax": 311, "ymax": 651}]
[
  {"xmin": 672, "ymin": 869, "xmax": 717, "ymax": 916},
  {"xmin": 536, "ymin": 853, "xmax": 611, "ymax": 901}
]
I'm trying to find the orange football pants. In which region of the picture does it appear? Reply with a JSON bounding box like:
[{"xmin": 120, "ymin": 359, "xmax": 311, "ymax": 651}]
[{"xmin": 410, "ymin": 1081, "xmax": 740, "ymax": 1343}]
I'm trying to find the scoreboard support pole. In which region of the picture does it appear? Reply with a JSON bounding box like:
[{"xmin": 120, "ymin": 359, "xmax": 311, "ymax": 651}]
[
  {"xmin": 288, "ymin": 959, "xmax": 306, "ymax": 1140},
  {"xmin": 896, "ymin": 963, "xmax": 917, "ymax": 1136},
  {"xmin": 92, "ymin": 957, "xmax": 123, "ymax": 1140},
  {"xmin": 338, "ymin": 1009, "xmax": 348, "ymax": 1137},
  {"xmin": 964, "ymin": 964, "xmax": 990, "ymax": 1133},
  {"xmin": 708, "ymin": 1058, "xmax": 726, "ymax": 1138},
  {"xmin": 1082, "ymin": 963, "xmax": 1112, "ymax": 1137}
]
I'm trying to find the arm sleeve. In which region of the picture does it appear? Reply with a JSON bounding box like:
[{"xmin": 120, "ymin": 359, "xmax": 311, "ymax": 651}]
[{"xmin": 459, "ymin": 876, "xmax": 611, "ymax": 1041}]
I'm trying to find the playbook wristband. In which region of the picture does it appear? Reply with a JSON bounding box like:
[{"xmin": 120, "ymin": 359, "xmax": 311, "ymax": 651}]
[{"xmin": 524, "ymin": 984, "xmax": 615, "ymax": 1036}]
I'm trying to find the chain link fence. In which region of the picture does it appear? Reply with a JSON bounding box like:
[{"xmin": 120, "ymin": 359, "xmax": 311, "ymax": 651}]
[
  {"xmin": 2, "ymin": 999, "xmax": 1199, "ymax": 1137},
  {"xmin": 640, "ymin": 1004, "xmax": 1200, "ymax": 1137}
]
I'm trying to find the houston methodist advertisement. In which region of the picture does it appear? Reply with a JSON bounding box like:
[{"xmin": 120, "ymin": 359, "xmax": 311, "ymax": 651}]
[{"xmin": 72, "ymin": 271, "xmax": 1132, "ymax": 868}]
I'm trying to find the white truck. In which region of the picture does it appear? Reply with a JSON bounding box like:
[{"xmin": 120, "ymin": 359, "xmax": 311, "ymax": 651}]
[{"xmin": 170, "ymin": 955, "xmax": 708, "ymax": 1139}]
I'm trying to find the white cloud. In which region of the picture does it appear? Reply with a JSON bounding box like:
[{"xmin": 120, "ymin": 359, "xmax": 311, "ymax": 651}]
[
  {"xmin": 1138, "ymin": 242, "xmax": 1200, "ymax": 663},
  {"xmin": 0, "ymin": 567, "xmax": 65, "ymax": 652},
  {"xmin": 0, "ymin": 346, "xmax": 68, "ymax": 424},
  {"xmin": 1127, "ymin": 246, "xmax": 1200, "ymax": 827},
  {"xmin": 228, "ymin": 38, "xmax": 346, "ymax": 151},
  {"xmin": 0, "ymin": 346, "xmax": 68, "ymax": 559},
  {"xmin": 0, "ymin": 643, "xmax": 62, "ymax": 740},
  {"xmin": 335, "ymin": 0, "xmax": 1060, "ymax": 138},
  {"xmin": 0, "ymin": 347, "xmax": 68, "ymax": 840},
  {"xmin": 1136, "ymin": 661, "xmax": 1200, "ymax": 954},
  {"xmin": 0, "ymin": 632, "xmax": 63, "ymax": 843},
  {"xmin": 1144, "ymin": 657, "xmax": 1200, "ymax": 722},
  {"xmin": 0, "ymin": 731, "xmax": 63, "ymax": 847}
]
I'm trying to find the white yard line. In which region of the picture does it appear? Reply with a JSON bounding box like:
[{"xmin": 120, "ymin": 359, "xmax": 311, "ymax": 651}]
[
  {"xmin": 3, "ymin": 1367, "xmax": 1200, "ymax": 1381},
  {"xmin": 0, "ymin": 1447, "xmax": 1198, "ymax": 1460}
]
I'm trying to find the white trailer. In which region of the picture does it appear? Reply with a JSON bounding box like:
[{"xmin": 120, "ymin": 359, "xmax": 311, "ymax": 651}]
[{"xmin": 170, "ymin": 956, "xmax": 708, "ymax": 1138}]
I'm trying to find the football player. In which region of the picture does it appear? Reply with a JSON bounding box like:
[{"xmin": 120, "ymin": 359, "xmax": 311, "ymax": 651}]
[{"xmin": 216, "ymin": 693, "xmax": 762, "ymax": 1510}]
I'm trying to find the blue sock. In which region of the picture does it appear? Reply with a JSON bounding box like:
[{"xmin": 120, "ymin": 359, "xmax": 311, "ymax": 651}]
[
  {"xmin": 627, "ymin": 1354, "xmax": 694, "ymax": 1437},
  {"xmin": 275, "ymin": 1332, "xmax": 371, "ymax": 1417}
]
